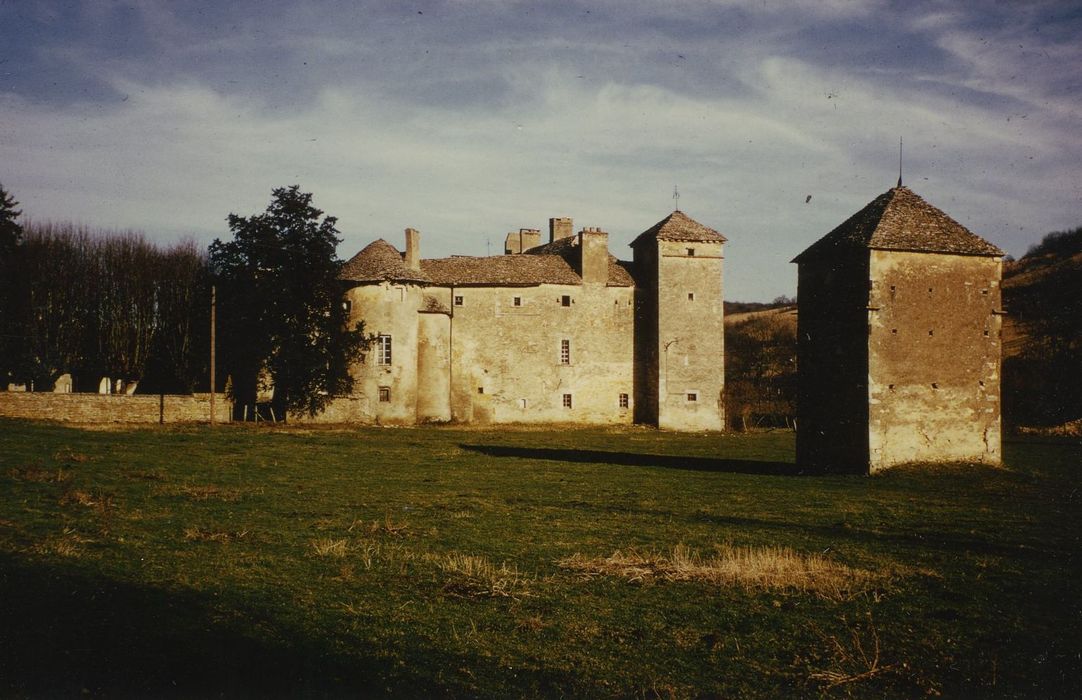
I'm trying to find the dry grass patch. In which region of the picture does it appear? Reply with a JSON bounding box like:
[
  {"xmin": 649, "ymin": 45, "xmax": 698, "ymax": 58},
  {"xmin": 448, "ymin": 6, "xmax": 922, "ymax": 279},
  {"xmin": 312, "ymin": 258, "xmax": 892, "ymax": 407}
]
[
  {"xmin": 355, "ymin": 515, "xmax": 411, "ymax": 537},
  {"xmin": 311, "ymin": 537, "xmax": 350, "ymax": 558},
  {"xmin": 558, "ymin": 544, "xmax": 878, "ymax": 599},
  {"xmin": 53, "ymin": 449, "xmax": 92, "ymax": 464},
  {"xmin": 8, "ymin": 466, "xmax": 72, "ymax": 483},
  {"xmin": 430, "ymin": 552, "xmax": 531, "ymax": 599},
  {"xmin": 59, "ymin": 489, "xmax": 115, "ymax": 513},
  {"xmin": 184, "ymin": 526, "xmax": 249, "ymax": 543},
  {"xmin": 33, "ymin": 528, "xmax": 94, "ymax": 557}
]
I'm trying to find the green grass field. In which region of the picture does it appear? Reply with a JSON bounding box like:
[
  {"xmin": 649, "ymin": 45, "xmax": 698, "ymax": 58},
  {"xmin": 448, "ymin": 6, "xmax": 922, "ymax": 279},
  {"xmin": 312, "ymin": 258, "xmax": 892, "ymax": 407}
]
[{"xmin": 0, "ymin": 419, "xmax": 1078, "ymax": 698}]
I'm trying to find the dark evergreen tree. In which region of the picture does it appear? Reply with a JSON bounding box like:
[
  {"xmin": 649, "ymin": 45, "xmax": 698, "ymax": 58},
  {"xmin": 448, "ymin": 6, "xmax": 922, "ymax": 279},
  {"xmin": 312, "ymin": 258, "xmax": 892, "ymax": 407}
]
[
  {"xmin": 209, "ymin": 185, "xmax": 365, "ymax": 419},
  {"xmin": 0, "ymin": 184, "xmax": 24, "ymax": 386}
]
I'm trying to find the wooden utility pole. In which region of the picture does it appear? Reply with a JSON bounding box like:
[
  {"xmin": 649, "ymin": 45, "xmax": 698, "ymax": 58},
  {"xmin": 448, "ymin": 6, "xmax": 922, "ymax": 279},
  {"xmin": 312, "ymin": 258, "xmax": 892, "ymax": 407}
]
[{"xmin": 210, "ymin": 285, "xmax": 216, "ymax": 424}]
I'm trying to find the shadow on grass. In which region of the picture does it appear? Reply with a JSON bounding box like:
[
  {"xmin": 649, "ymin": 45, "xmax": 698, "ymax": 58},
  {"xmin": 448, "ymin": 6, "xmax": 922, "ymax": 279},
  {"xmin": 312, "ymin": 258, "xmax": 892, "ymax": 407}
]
[
  {"xmin": 460, "ymin": 444, "xmax": 806, "ymax": 476},
  {"xmin": 0, "ymin": 553, "xmax": 575, "ymax": 698}
]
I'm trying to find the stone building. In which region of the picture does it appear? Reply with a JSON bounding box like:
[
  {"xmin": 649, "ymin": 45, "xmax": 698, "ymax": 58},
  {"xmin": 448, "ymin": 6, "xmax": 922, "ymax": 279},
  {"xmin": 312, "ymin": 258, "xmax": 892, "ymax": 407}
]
[
  {"xmin": 323, "ymin": 212, "xmax": 727, "ymax": 430},
  {"xmin": 793, "ymin": 185, "xmax": 1005, "ymax": 473}
]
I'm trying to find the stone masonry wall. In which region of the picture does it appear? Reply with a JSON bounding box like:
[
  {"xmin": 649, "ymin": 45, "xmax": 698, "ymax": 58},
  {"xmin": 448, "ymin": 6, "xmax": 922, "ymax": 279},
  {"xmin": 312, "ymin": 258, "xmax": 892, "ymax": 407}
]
[
  {"xmin": 867, "ymin": 250, "xmax": 1002, "ymax": 470},
  {"xmin": 0, "ymin": 392, "xmax": 227, "ymax": 423}
]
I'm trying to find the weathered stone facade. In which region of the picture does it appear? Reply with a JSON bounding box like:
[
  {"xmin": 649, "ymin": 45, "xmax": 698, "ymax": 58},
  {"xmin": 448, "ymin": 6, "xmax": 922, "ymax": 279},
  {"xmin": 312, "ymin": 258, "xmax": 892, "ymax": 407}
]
[
  {"xmin": 794, "ymin": 186, "xmax": 1004, "ymax": 473},
  {"xmin": 316, "ymin": 212, "xmax": 727, "ymax": 430}
]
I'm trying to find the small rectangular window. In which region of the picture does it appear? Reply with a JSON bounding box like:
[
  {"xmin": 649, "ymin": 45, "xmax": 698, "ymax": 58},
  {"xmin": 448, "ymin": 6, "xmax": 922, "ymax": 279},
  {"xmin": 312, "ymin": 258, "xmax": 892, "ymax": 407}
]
[
  {"xmin": 686, "ymin": 248, "xmax": 695, "ymax": 256},
  {"xmin": 562, "ymin": 393, "xmax": 573, "ymax": 408},
  {"xmin": 687, "ymin": 292, "xmax": 695, "ymax": 301},
  {"xmin": 686, "ymin": 392, "xmax": 698, "ymax": 402},
  {"xmin": 619, "ymin": 393, "xmax": 629, "ymax": 409},
  {"xmin": 454, "ymin": 295, "xmax": 464, "ymax": 306},
  {"xmin": 513, "ymin": 296, "xmax": 522, "ymax": 307},
  {"xmin": 561, "ymin": 295, "xmax": 571, "ymax": 307},
  {"xmin": 378, "ymin": 387, "xmax": 391, "ymax": 402},
  {"xmin": 377, "ymin": 335, "xmax": 392, "ymax": 365},
  {"xmin": 560, "ymin": 339, "xmax": 571, "ymax": 365},
  {"xmin": 477, "ymin": 386, "xmax": 484, "ymax": 394}
]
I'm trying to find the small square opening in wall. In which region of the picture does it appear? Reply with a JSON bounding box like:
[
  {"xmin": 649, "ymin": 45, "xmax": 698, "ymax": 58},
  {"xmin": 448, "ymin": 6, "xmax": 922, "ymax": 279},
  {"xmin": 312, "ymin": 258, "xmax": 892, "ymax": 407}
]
[
  {"xmin": 561, "ymin": 295, "xmax": 572, "ymax": 307},
  {"xmin": 562, "ymin": 393, "xmax": 573, "ymax": 408},
  {"xmin": 477, "ymin": 387, "xmax": 484, "ymax": 395},
  {"xmin": 686, "ymin": 392, "xmax": 698, "ymax": 402},
  {"xmin": 454, "ymin": 295, "xmax": 464, "ymax": 306},
  {"xmin": 687, "ymin": 292, "xmax": 695, "ymax": 301},
  {"xmin": 378, "ymin": 387, "xmax": 391, "ymax": 402},
  {"xmin": 513, "ymin": 296, "xmax": 522, "ymax": 307},
  {"xmin": 686, "ymin": 248, "xmax": 695, "ymax": 256}
]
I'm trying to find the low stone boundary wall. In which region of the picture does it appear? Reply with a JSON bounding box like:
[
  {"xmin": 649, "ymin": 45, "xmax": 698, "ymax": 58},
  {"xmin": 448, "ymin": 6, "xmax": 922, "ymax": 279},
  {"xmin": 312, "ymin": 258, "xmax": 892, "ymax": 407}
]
[{"xmin": 0, "ymin": 392, "xmax": 230, "ymax": 424}]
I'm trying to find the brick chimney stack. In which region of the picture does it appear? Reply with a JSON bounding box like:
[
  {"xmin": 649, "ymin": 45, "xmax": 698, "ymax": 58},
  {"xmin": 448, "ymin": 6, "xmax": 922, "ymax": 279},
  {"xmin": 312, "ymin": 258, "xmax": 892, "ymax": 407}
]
[{"xmin": 404, "ymin": 228, "xmax": 421, "ymax": 271}]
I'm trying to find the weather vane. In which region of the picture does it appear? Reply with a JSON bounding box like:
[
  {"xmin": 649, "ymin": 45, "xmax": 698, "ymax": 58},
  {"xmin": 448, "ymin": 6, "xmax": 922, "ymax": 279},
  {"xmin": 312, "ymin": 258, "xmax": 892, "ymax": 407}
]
[{"xmin": 673, "ymin": 185, "xmax": 680, "ymax": 211}]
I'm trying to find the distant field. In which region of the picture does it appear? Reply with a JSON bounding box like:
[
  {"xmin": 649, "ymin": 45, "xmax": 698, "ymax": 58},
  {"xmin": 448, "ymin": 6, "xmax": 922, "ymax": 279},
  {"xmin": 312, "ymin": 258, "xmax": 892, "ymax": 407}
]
[{"xmin": 0, "ymin": 420, "xmax": 1078, "ymax": 698}]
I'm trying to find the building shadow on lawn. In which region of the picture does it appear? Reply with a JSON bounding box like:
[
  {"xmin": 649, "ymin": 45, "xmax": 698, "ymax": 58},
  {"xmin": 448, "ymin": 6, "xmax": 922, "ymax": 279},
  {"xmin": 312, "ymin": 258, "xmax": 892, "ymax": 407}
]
[
  {"xmin": 460, "ymin": 444, "xmax": 805, "ymax": 476},
  {"xmin": 0, "ymin": 553, "xmax": 575, "ymax": 698}
]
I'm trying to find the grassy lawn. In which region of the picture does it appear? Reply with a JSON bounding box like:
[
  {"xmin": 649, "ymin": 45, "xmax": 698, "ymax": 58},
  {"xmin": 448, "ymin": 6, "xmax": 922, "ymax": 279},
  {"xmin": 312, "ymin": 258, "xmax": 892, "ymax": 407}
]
[{"xmin": 0, "ymin": 419, "xmax": 1078, "ymax": 698}]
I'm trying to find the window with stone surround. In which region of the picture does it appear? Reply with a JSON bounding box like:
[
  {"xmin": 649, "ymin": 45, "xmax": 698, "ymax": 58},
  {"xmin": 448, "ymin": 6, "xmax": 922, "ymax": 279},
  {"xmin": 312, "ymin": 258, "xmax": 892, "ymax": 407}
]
[
  {"xmin": 513, "ymin": 296, "xmax": 522, "ymax": 307},
  {"xmin": 454, "ymin": 295, "xmax": 464, "ymax": 306},
  {"xmin": 377, "ymin": 335, "xmax": 392, "ymax": 365},
  {"xmin": 561, "ymin": 295, "xmax": 572, "ymax": 307},
  {"xmin": 619, "ymin": 393, "xmax": 629, "ymax": 409},
  {"xmin": 378, "ymin": 386, "xmax": 391, "ymax": 402},
  {"xmin": 560, "ymin": 339, "xmax": 571, "ymax": 365},
  {"xmin": 686, "ymin": 392, "xmax": 698, "ymax": 402},
  {"xmin": 562, "ymin": 393, "xmax": 573, "ymax": 408}
]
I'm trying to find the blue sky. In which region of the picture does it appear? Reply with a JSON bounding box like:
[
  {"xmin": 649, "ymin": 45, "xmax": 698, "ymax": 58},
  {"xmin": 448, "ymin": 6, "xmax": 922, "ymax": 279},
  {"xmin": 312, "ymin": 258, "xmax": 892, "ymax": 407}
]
[{"xmin": 2, "ymin": 0, "xmax": 1080, "ymax": 300}]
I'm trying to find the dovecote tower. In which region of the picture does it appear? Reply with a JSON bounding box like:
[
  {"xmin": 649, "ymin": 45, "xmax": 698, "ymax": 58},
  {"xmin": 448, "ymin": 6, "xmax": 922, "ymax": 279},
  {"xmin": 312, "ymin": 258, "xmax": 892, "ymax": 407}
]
[
  {"xmin": 630, "ymin": 211, "xmax": 727, "ymax": 431},
  {"xmin": 793, "ymin": 186, "xmax": 1005, "ymax": 473}
]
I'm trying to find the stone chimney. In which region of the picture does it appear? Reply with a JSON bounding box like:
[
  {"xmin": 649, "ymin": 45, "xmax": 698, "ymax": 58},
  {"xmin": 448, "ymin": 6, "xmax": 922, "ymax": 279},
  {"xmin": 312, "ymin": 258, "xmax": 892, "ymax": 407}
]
[
  {"xmin": 549, "ymin": 217, "xmax": 574, "ymax": 243},
  {"xmin": 504, "ymin": 228, "xmax": 542, "ymax": 254},
  {"xmin": 579, "ymin": 227, "xmax": 609, "ymax": 285},
  {"xmin": 404, "ymin": 228, "xmax": 421, "ymax": 270}
]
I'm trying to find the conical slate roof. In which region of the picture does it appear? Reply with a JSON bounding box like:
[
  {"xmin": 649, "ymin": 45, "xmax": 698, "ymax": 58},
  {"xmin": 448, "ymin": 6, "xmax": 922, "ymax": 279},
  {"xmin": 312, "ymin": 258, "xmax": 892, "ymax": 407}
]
[
  {"xmin": 793, "ymin": 186, "xmax": 1004, "ymax": 262},
  {"xmin": 340, "ymin": 239, "xmax": 431, "ymax": 283},
  {"xmin": 629, "ymin": 210, "xmax": 727, "ymax": 248}
]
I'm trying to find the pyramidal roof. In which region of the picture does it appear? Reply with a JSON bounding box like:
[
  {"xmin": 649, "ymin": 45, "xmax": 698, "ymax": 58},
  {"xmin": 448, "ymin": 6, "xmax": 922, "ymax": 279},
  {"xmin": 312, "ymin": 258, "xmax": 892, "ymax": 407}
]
[
  {"xmin": 629, "ymin": 210, "xmax": 727, "ymax": 248},
  {"xmin": 793, "ymin": 186, "xmax": 1004, "ymax": 262},
  {"xmin": 340, "ymin": 239, "xmax": 431, "ymax": 283}
]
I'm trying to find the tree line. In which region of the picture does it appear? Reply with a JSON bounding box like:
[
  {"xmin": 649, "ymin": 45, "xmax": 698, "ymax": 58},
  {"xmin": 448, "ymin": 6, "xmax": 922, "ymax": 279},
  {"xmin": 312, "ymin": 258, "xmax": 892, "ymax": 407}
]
[
  {"xmin": 0, "ymin": 183, "xmax": 365, "ymax": 420},
  {"xmin": 0, "ymin": 215, "xmax": 211, "ymax": 394}
]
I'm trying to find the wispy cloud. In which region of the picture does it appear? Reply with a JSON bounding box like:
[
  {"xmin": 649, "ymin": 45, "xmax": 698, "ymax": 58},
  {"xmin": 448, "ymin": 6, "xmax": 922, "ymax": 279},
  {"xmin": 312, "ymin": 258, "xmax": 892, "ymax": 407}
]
[{"xmin": 1, "ymin": 0, "xmax": 1079, "ymax": 300}]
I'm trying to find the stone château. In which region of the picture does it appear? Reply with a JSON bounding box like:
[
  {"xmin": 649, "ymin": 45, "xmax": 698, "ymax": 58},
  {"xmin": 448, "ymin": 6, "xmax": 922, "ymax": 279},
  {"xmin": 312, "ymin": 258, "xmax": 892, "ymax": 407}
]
[{"xmin": 316, "ymin": 213, "xmax": 727, "ymax": 430}]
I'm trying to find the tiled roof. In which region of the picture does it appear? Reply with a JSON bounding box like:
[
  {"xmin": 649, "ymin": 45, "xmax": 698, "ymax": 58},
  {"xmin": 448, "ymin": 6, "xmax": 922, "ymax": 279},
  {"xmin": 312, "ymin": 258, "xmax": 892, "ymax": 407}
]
[
  {"xmin": 342, "ymin": 230, "xmax": 635, "ymax": 288},
  {"xmin": 793, "ymin": 186, "xmax": 1004, "ymax": 262},
  {"xmin": 421, "ymin": 251, "xmax": 634, "ymax": 287},
  {"xmin": 340, "ymin": 239, "xmax": 431, "ymax": 283},
  {"xmin": 629, "ymin": 210, "xmax": 727, "ymax": 248}
]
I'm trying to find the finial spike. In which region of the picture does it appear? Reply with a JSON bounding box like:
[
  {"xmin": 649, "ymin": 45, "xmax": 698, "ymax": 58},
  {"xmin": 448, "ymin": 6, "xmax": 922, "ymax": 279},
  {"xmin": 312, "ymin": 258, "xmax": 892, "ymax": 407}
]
[
  {"xmin": 897, "ymin": 136, "xmax": 903, "ymax": 187},
  {"xmin": 672, "ymin": 185, "xmax": 680, "ymax": 211}
]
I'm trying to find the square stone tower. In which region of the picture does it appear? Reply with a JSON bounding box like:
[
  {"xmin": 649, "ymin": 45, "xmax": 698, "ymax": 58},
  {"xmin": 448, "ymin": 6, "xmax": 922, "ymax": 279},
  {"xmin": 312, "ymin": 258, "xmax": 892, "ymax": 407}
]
[
  {"xmin": 793, "ymin": 186, "xmax": 1005, "ymax": 473},
  {"xmin": 631, "ymin": 210, "xmax": 727, "ymax": 431}
]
